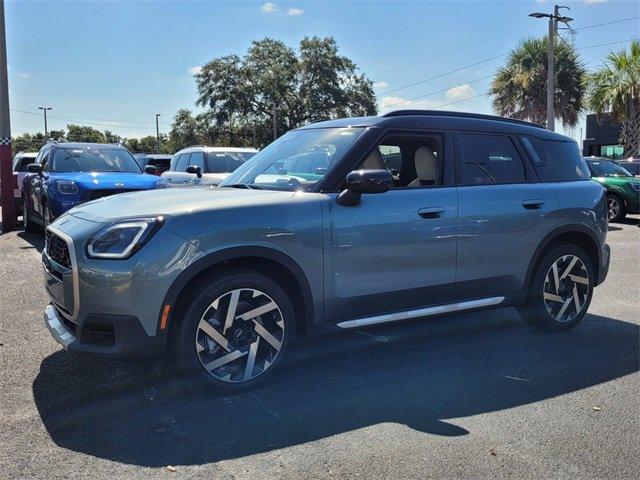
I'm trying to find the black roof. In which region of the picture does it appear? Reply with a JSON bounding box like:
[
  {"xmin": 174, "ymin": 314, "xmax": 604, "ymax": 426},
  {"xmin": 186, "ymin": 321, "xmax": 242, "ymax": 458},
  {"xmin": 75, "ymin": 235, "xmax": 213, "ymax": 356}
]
[{"xmin": 299, "ymin": 110, "xmax": 573, "ymax": 141}]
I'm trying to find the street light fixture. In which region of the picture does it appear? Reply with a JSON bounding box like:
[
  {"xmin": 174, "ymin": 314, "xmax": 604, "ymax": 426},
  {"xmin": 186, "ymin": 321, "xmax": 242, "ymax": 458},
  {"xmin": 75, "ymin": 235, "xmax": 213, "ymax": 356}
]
[
  {"xmin": 529, "ymin": 5, "xmax": 573, "ymax": 132},
  {"xmin": 38, "ymin": 106, "xmax": 52, "ymax": 138}
]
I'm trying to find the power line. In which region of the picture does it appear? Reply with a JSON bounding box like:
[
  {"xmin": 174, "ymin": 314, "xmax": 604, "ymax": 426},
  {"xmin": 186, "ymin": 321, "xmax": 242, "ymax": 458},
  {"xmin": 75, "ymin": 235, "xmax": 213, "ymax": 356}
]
[
  {"xmin": 10, "ymin": 108, "xmax": 160, "ymax": 131},
  {"xmin": 573, "ymin": 16, "xmax": 640, "ymax": 32},
  {"xmin": 576, "ymin": 38, "xmax": 639, "ymax": 51}
]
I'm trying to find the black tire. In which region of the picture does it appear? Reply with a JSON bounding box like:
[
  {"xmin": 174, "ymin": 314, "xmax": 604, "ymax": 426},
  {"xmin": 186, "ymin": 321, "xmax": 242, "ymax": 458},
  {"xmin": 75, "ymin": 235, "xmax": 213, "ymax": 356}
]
[
  {"xmin": 607, "ymin": 193, "xmax": 626, "ymax": 222},
  {"xmin": 22, "ymin": 197, "xmax": 38, "ymax": 233},
  {"xmin": 171, "ymin": 268, "xmax": 294, "ymax": 392},
  {"xmin": 518, "ymin": 244, "xmax": 594, "ymax": 331}
]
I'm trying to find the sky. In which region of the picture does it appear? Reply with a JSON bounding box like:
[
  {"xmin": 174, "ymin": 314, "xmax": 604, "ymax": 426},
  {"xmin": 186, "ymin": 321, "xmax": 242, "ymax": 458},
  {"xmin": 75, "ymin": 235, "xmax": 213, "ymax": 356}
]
[{"xmin": 5, "ymin": 0, "xmax": 640, "ymax": 142}]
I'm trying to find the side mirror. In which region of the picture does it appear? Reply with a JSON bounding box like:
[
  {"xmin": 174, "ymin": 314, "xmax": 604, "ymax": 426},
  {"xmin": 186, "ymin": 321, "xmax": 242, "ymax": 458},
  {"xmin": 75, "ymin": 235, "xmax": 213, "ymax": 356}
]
[
  {"xmin": 144, "ymin": 165, "xmax": 158, "ymax": 174},
  {"xmin": 27, "ymin": 163, "xmax": 42, "ymax": 174},
  {"xmin": 336, "ymin": 169, "xmax": 393, "ymax": 206},
  {"xmin": 185, "ymin": 165, "xmax": 202, "ymax": 178}
]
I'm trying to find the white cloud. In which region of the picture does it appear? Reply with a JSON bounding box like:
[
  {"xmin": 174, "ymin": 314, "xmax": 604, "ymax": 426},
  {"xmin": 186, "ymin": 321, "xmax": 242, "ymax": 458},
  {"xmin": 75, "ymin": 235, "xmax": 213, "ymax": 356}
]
[
  {"xmin": 584, "ymin": 0, "xmax": 607, "ymax": 4},
  {"xmin": 287, "ymin": 7, "xmax": 304, "ymax": 16},
  {"xmin": 378, "ymin": 96, "xmax": 440, "ymax": 114},
  {"xmin": 188, "ymin": 66, "xmax": 202, "ymax": 75},
  {"xmin": 446, "ymin": 84, "xmax": 475, "ymax": 100},
  {"xmin": 262, "ymin": 2, "xmax": 278, "ymax": 13},
  {"xmin": 373, "ymin": 81, "xmax": 388, "ymax": 89}
]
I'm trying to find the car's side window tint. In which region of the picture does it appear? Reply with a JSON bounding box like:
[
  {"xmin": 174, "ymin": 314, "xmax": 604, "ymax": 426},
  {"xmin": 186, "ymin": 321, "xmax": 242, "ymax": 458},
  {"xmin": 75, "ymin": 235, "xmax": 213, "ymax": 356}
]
[
  {"xmin": 189, "ymin": 152, "xmax": 205, "ymax": 170},
  {"xmin": 41, "ymin": 151, "xmax": 51, "ymax": 172},
  {"xmin": 357, "ymin": 134, "xmax": 443, "ymax": 188},
  {"xmin": 460, "ymin": 133, "xmax": 524, "ymax": 185},
  {"xmin": 175, "ymin": 154, "xmax": 189, "ymax": 172},
  {"xmin": 522, "ymin": 136, "xmax": 589, "ymax": 181}
]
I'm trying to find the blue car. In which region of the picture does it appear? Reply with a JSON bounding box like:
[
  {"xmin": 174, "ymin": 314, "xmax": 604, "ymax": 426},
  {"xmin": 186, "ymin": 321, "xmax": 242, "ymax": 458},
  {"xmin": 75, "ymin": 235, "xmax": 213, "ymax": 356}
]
[{"xmin": 22, "ymin": 142, "xmax": 166, "ymax": 232}]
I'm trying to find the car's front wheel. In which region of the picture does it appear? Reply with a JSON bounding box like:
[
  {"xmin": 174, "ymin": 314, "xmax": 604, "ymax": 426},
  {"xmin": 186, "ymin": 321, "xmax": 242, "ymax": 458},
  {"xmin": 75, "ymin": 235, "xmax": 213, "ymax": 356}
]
[
  {"xmin": 519, "ymin": 244, "xmax": 594, "ymax": 330},
  {"xmin": 172, "ymin": 269, "xmax": 293, "ymax": 391},
  {"xmin": 607, "ymin": 193, "xmax": 626, "ymax": 222}
]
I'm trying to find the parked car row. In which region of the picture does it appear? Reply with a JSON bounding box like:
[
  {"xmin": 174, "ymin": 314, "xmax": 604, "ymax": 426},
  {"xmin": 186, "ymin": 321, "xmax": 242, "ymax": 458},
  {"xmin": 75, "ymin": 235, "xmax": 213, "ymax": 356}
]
[
  {"xmin": 15, "ymin": 143, "xmax": 259, "ymax": 233},
  {"xmin": 40, "ymin": 110, "xmax": 612, "ymax": 391},
  {"xmin": 584, "ymin": 157, "xmax": 640, "ymax": 222}
]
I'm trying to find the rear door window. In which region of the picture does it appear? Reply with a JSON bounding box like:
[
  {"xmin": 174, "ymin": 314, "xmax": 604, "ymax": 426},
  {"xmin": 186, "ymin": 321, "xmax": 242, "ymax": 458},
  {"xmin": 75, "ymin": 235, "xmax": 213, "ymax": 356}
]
[
  {"xmin": 521, "ymin": 137, "xmax": 589, "ymax": 181},
  {"xmin": 459, "ymin": 133, "xmax": 525, "ymax": 185}
]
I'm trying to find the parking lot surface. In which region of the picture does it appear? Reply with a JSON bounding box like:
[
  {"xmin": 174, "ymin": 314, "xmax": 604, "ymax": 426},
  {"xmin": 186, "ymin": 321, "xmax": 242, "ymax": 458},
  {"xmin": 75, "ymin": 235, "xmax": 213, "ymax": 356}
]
[{"xmin": 1, "ymin": 212, "xmax": 638, "ymax": 479}]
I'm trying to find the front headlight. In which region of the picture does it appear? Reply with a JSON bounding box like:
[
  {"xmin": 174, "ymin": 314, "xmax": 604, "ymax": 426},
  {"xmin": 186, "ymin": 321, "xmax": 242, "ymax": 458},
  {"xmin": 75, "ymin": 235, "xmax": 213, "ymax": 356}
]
[
  {"xmin": 629, "ymin": 182, "xmax": 640, "ymax": 192},
  {"xmin": 86, "ymin": 216, "xmax": 164, "ymax": 259},
  {"xmin": 57, "ymin": 180, "xmax": 79, "ymax": 195}
]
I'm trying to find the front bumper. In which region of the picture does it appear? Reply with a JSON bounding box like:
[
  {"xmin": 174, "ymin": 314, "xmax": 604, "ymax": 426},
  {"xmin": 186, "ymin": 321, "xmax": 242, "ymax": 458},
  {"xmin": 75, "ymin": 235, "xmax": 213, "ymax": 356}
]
[{"xmin": 44, "ymin": 304, "xmax": 167, "ymax": 359}]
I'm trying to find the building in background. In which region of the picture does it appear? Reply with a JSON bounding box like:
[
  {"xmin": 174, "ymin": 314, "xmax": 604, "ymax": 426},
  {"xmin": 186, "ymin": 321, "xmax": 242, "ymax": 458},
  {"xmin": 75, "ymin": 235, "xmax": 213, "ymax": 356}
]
[{"xmin": 582, "ymin": 113, "xmax": 624, "ymax": 159}]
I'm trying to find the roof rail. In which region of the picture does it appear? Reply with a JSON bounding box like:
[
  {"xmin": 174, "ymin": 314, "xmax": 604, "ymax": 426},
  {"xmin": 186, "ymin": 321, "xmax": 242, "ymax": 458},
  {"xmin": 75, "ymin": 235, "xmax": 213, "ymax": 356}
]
[
  {"xmin": 184, "ymin": 144, "xmax": 208, "ymax": 149},
  {"xmin": 381, "ymin": 110, "xmax": 544, "ymax": 129}
]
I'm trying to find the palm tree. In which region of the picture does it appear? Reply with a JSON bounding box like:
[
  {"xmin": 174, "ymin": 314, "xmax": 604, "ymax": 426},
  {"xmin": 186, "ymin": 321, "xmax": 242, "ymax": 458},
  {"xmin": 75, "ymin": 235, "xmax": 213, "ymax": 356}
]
[
  {"xmin": 588, "ymin": 40, "xmax": 640, "ymax": 158},
  {"xmin": 490, "ymin": 36, "xmax": 586, "ymax": 128}
]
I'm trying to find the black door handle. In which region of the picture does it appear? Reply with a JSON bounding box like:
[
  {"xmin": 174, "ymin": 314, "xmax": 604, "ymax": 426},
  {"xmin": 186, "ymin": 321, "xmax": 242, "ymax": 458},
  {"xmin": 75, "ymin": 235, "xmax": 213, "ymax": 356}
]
[
  {"xmin": 522, "ymin": 199, "xmax": 545, "ymax": 209},
  {"xmin": 418, "ymin": 207, "xmax": 446, "ymax": 218}
]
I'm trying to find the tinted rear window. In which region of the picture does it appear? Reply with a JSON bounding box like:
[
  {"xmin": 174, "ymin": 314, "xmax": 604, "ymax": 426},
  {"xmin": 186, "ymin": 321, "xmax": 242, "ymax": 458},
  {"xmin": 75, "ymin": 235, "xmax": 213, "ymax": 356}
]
[
  {"xmin": 206, "ymin": 152, "xmax": 253, "ymax": 173},
  {"xmin": 522, "ymin": 137, "xmax": 589, "ymax": 181},
  {"xmin": 459, "ymin": 133, "xmax": 525, "ymax": 185}
]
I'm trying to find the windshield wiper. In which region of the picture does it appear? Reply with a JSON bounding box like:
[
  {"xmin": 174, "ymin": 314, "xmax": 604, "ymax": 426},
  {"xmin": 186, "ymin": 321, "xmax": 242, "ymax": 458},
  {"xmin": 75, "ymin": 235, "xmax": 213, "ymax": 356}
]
[{"xmin": 223, "ymin": 183, "xmax": 263, "ymax": 190}]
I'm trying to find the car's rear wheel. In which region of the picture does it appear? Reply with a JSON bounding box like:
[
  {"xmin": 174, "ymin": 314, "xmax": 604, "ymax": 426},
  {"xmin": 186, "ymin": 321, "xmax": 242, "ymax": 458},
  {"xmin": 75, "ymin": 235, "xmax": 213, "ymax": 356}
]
[
  {"xmin": 607, "ymin": 193, "xmax": 626, "ymax": 222},
  {"xmin": 519, "ymin": 244, "xmax": 594, "ymax": 330},
  {"xmin": 172, "ymin": 269, "xmax": 293, "ymax": 391},
  {"xmin": 22, "ymin": 198, "xmax": 38, "ymax": 233}
]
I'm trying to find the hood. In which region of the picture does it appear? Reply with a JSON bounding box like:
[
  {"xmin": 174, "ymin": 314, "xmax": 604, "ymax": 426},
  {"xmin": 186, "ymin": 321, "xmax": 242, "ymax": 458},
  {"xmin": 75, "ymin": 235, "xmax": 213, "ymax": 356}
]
[
  {"xmin": 51, "ymin": 171, "xmax": 162, "ymax": 189},
  {"xmin": 66, "ymin": 186, "xmax": 296, "ymax": 223}
]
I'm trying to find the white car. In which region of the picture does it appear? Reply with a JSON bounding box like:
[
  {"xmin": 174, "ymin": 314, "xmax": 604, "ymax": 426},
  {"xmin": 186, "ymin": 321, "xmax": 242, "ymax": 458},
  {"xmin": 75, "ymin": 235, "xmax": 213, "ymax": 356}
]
[{"xmin": 162, "ymin": 146, "xmax": 257, "ymax": 187}]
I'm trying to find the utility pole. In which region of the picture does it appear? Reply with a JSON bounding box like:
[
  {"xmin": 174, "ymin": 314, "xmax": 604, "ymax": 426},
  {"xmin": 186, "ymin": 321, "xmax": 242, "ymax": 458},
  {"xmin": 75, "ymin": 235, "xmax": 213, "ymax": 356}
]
[
  {"xmin": 547, "ymin": 10, "xmax": 555, "ymax": 132},
  {"xmin": 272, "ymin": 102, "xmax": 277, "ymax": 141},
  {"xmin": 38, "ymin": 106, "xmax": 52, "ymax": 138},
  {"xmin": 0, "ymin": 0, "xmax": 15, "ymax": 231},
  {"xmin": 155, "ymin": 113, "xmax": 161, "ymax": 153},
  {"xmin": 529, "ymin": 5, "xmax": 573, "ymax": 132}
]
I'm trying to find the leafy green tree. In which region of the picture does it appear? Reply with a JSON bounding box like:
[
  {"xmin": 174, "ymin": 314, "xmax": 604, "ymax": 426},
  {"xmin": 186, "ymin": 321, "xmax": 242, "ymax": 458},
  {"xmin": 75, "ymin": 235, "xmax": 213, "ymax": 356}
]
[
  {"xmin": 195, "ymin": 36, "xmax": 376, "ymax": 145},
  {"xmin": 490, "ymin": 36, "xmax": 587, "ymax": 127},
  {"xmin": 588, "ymin": 40, "xmax": 640, "ymax": 157},
  {"xmin": 11, "ymin": 133, "xmax": 47, "ymax": 155},
  {"xmin": 103, "ymin": 130, "xmax": 121, "ymax": 144},
  {"xmin": 168, "ymin": 109, "xmax": 201, "ymax": 151},
  {"xmin": 66, "ymin": 124, "xmax": 107, "ymax": 143}
]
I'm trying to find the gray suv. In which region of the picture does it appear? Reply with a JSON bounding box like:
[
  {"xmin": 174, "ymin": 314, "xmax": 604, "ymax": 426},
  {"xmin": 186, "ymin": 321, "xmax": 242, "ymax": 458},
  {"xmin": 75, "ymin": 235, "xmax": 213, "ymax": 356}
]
[{"xmin": 42, "ymin": 110, "xmax": 610, "ymax": 390}]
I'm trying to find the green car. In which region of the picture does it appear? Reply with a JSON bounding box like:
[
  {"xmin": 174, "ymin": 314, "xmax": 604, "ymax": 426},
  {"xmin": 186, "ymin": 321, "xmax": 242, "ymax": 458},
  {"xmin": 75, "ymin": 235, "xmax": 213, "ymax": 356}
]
[{"xmin": 585, "ymin": 158, "xmax": 640, "ymax": 222}]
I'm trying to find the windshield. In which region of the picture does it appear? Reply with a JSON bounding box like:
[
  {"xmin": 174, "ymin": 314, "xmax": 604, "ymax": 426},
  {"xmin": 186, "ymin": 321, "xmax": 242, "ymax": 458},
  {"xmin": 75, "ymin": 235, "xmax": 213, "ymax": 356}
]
[
  {"xmin": 50, "ymin": 147, "xmax": 142, "ymax": 173},
  {"xmin": 219, "ymin": 127, "xmax": 365, "ymax": 190},
  {"xmin": 587, "ymin": 160, "xmax": 633, "ymax": 178}
]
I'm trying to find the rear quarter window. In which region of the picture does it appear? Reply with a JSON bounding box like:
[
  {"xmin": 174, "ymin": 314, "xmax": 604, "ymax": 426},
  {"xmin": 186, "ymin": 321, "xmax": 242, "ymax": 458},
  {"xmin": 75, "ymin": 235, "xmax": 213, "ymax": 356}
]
[{"xmin": 521, "ymin": 137, "xmax": 589, "ymax": 182}]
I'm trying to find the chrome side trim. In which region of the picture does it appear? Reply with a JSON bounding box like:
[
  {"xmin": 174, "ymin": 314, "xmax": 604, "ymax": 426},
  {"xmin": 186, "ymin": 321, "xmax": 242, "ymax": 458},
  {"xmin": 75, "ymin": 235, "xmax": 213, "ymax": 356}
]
[
  {"xmin": 44, "ymin": 304, "xmax": 74, "ymax": 348},
  {"xmin": 336, "ymin": 296, "xmax": 505, "ymax": 329},
  {"xmin": 45, "ymin": 225, "xmax": 80, "ymax": 321}
]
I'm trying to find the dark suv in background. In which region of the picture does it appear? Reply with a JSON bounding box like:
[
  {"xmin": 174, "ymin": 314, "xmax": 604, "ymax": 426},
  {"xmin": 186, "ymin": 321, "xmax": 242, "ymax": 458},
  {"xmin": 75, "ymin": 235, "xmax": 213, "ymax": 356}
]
[{"xmin": 41, "ymin": 111, "xmax": 610, "ymax": 391}]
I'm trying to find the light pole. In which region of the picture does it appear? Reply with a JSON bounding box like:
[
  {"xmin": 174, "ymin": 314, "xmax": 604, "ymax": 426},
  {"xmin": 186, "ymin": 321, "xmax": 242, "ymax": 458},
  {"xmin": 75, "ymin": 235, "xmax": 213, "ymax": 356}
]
[
  {"xmin": 0, "ymin": 0, "xmax": 16, "ymax": 231},
  {"xmin": 529, "ymin": 5, "xmax": 573, "ymax": 132},
  {"xmin": 38, "ymin": 106, "xmax": 52, "ymax": 138},
  {"xmin": 155, "ymin": 113, "xmax": 161, "ymax": 153}
]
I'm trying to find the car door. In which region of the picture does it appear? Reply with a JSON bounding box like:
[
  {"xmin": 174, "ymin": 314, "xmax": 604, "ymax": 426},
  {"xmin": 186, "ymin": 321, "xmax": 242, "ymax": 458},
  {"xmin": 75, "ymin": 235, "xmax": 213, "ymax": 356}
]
[
  {"xmin": 28, "ymin": 147, "xmax": 50, "ymax": 221},
  {"xmin": 454, "ymin": 132, "xmax": 558, "ymax": 298},
  {"xmin": 323, "ymin": 131, "xmax": 459, "ymax": 323}
]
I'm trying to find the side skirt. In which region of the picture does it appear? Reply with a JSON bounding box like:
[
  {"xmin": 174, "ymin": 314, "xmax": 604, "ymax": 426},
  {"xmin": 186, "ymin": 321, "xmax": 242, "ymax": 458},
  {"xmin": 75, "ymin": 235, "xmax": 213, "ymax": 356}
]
[{"xmin": 336, "ymin": 296, "xmax": 505, "ymax": 329}]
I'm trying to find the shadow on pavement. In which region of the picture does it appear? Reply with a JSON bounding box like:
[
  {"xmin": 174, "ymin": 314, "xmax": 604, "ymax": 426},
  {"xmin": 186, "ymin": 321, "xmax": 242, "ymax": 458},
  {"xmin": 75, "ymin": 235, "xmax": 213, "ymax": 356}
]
[
  {"xmin": 33, "ymin": 310, "xmax": 639, "ymax": 467},
  {"xmin": 17, "ymin": 230, "xmax": 44, "ymax": 252}
]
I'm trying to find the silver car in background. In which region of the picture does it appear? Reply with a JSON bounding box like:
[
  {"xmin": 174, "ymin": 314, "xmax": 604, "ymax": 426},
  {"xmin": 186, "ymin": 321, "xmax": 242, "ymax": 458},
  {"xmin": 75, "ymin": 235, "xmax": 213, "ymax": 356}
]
[{"xmin": 162, "ymin": 146, "xmax": 257, "ymax": 187}]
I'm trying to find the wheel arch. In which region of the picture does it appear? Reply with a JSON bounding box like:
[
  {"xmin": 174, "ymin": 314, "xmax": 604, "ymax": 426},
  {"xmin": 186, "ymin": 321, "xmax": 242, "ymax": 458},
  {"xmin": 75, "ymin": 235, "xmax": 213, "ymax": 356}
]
[
  {"xmin": 158, "ymin": 246, "xmax": 315, "ymax": 339},
  {"xmin": 523, "ymin": 225, "xmax": 602, "ymax": 293}
]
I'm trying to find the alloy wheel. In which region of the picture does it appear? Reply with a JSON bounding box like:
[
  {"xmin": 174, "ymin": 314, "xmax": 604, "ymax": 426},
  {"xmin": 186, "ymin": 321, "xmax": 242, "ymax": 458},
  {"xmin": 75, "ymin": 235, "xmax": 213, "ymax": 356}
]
[
  {"xmin": 607, "ymin": 196, "xmax": 620, "ymax": 221},
  {"xmin": 195, "ymin": 288, "xmax": 285, "ymax": 383},
  {"xmin": 543, "ymin": 255, "xmax": 590, "ymax": 323}
]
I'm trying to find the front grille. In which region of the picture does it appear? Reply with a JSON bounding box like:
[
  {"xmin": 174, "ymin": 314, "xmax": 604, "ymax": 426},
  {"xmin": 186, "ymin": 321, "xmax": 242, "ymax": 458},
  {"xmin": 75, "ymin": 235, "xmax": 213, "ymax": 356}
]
[
  {"xmin": 85, "ymin": 189, "xmax": 136, "ymax": 202},
  {"xmin": 46, "ymin": 231, "xmax": 71, "ymax": 269}
]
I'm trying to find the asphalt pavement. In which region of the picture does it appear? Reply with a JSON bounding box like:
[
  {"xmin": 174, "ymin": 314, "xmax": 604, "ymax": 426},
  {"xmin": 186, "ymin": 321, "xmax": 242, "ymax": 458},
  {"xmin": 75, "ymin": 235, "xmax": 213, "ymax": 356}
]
[{"xmin": 1, "ymin": 212, "xmax": 638, "ymax": 479}]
